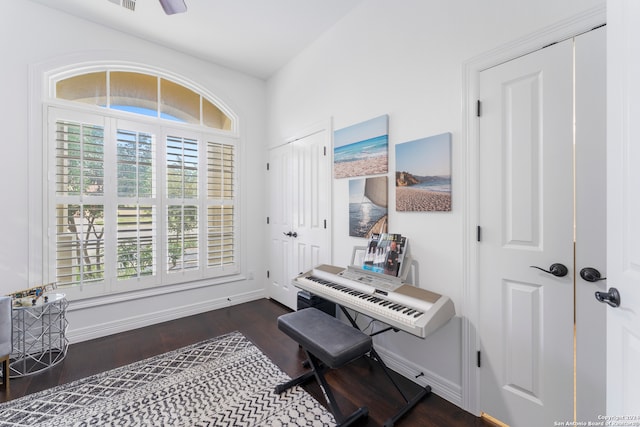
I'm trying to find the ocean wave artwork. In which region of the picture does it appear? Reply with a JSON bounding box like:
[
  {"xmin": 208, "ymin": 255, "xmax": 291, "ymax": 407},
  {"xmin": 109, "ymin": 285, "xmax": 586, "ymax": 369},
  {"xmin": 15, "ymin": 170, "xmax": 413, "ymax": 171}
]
[
  {"xmin": 334, "ymin": 114, "xmax": 389, "ymax": 179},
  {"xmin": 334, "ymin": 135, "xmax": 388, "ymax": 163},
  {"xmin": 413, "ymin": 176, "xmax": 451, "ymax": 193}
]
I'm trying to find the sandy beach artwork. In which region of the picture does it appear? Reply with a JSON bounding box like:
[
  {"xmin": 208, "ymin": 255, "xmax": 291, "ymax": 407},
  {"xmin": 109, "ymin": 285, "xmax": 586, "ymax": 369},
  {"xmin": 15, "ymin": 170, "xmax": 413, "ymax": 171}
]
[
  {"xmin": 395, "ymin": 133, "xmax": 452, "ymax": 212},
  {"xmin": 334, "ymin": 115, "xmax": 388, "ymax": 179},
  {"xmin": 349, "ymin": 176, "xmax": 388, "ymax": 238}
]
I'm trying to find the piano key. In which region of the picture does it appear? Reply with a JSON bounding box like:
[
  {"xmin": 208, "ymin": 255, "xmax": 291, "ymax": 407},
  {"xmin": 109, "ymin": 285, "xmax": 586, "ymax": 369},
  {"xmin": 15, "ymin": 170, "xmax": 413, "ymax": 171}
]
[{"xmin": 304, "ymin": 275, "xmax": 422, "ymax": 324}]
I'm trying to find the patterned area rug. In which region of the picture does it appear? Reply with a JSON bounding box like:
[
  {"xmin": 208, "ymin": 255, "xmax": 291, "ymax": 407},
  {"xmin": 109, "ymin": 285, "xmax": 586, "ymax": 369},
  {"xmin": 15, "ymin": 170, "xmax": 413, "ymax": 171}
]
[{"xmin": 0, "ymin": 331, "xmax": 335, "ymax": 426}]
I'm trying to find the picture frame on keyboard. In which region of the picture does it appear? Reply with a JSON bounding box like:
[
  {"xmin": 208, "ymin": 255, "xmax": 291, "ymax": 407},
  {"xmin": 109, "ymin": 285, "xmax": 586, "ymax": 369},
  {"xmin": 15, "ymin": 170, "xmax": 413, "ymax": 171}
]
[{"xmin": 352, "ymin": 246, "xmax": 367, "ymax": 268}]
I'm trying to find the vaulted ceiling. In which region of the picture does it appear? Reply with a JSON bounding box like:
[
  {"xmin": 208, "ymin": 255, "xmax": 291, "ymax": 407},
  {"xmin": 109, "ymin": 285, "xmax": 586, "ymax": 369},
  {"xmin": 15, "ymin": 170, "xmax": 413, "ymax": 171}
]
[{"xmin": 29, "ymin": 0, "xmax": 363, "ymax": 79}]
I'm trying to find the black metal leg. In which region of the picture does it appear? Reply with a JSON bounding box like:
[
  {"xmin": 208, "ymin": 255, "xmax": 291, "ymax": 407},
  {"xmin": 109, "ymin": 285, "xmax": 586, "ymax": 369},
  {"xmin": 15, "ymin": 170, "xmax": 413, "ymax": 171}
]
[
  {"xmin": 383, "ymin": 385, "xmax": 431, "ymax": 427},
  {"xmin": 274, "ymin": 352, "xmax": 368, "ymax": 427},
  {"xmin": 305, "ymin": 351, "xmax": 368, "ymax": 427},
  {"xmin": 369, "ymin": 347, "xmax": 411, "ymax": 402},
  {"xmin": 274, "ymin": 370, "xmax": 315, "ymax": 394},
  {"xmin": 339, "ymin": 304, "xmax": 433, "ymax": 426},
  {"xmin": 306, "ymin": 353, "xmax": 345, "ymax": 423}
]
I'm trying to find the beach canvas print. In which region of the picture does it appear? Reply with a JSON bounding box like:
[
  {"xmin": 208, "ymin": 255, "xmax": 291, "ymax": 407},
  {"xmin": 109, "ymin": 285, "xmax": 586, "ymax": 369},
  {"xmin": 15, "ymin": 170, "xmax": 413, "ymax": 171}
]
[
  {"xmin": 349, "ymin": 176, "xmax": 388, "ymax": 238},
  {"xmin": 334, "ymin": 115, "xmax": 389, "ymax": 179},
  {"xmin": 396, "ymin": 133, "xmax": 452, "ymax": 212}
]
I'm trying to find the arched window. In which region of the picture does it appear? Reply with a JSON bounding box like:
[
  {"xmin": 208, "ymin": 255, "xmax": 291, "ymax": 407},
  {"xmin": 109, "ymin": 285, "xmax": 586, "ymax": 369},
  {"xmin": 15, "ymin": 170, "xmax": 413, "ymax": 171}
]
[
  {"xmin": 55, "ymin": 71, "xmax": 233, "ymax": 130},
  {"xmin": 46, "ymin": 68, "xmax": 239, "ymax": 298}
]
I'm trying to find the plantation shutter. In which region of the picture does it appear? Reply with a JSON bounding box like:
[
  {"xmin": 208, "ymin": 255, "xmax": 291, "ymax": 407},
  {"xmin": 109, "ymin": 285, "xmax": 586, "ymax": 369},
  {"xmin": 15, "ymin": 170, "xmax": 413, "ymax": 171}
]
[
  {"xmin": 54, "ymin": 120, "xmax": 105, "ymax": 286},
  {"xmin": 207, "ymin": 141, "xmax": 235, "ymax": 267},
  {"xmin": 116, "ymin": 128, "xmax": 157, "ymax": 280},
  {"xmin": 48, "ymin": 107, "xmax": 239, "ymax": 295},
  {"xmin": 166, "ymin": 135, "xmax": 199, "ymax": 273}
]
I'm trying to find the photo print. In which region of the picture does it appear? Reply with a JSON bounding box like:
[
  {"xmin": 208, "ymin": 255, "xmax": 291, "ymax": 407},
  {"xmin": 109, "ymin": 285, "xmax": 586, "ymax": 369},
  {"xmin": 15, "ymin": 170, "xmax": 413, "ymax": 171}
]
[
  {"xmin": 349, "ymin": 176, "xmax": 388, "ymax": 238},
  {"xmin": 395, "ymin": 132, "xmax": 452, "ymax": 212},
  {"xmin": 334, "ymin": 115, "xmax": 389, "ymax": 179}
]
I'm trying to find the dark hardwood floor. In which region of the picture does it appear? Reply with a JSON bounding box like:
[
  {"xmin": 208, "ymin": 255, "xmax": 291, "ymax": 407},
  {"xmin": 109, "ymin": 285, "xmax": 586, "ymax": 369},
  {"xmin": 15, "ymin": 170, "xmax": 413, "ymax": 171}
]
[{"xmin": 1, "ymin": 298, "xmax": 490, "ymax": 426}]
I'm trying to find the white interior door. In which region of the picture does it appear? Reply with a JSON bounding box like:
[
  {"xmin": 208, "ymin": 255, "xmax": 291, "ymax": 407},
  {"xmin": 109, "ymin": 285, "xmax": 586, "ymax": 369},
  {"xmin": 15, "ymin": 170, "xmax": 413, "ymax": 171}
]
[
  {"xmin": 290, "ymin": 132, "xmax": 331, "ymax": 286},
  {"xmin": 478, "ymin": 38, "xmax": 574, "ymax": 426},
  {"xmin": 268, "ymin": 143, "xmax": 293, "ymax": 306},
  {"xmin": 575, "ymin": 26, "xmax": 607, "ymax": 423},
  {"xmin": 268, "ymin": 129, "xmax": 331, "ymax": 309},
  {"xmin": 478, "ymin": 29, "xmax": 607, "ymax": 426},
  {"xmin": 606, "ymin": 0, "xmax": 640, "ymax": 415}
]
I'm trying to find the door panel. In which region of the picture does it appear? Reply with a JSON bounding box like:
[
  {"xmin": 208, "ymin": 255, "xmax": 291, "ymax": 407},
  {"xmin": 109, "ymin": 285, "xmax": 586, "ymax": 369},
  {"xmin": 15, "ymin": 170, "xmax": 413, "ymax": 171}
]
[
  {"xmin": 479, "ymin": 39, "xmax": 575, "ymax": 426},
  {"xmin": 607, "ymin": 0, "xmax": 640, "ymax": 415},
  {"xmin": 268, "ymin": 144, "xmax": 293, "ymax": 305},
  {"xmin": 502, "ymin": 72, "xmax": 542, "ymax": 249},
  {"xmin": 268, "ymin": 129, "xmax": 331, "ymax": 309},
  {"xmin": 502, "ymin": 280, "xmax": 542, "ymax": 404},
  {"xmin": 292, "ymin": 132, "xmax": 329, "ymax": 280},
  {"xmin": 575, "ymin": 26, "xmax": 606, "ymax": 422}
]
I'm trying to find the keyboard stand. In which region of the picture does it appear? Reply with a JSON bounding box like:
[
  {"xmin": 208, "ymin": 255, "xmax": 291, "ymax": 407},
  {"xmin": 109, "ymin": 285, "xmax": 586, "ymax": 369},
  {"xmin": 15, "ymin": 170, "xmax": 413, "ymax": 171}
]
[{"xmin": 338, "ymin": 305, "xmax": 431, "ymax": 427}]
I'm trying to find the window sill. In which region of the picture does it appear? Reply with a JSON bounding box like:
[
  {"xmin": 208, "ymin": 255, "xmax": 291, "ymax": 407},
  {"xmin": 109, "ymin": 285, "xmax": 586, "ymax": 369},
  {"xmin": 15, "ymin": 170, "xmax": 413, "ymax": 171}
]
[{"xmin": 63, "ymin": 273, "xmax": 248, "ymax": 311}]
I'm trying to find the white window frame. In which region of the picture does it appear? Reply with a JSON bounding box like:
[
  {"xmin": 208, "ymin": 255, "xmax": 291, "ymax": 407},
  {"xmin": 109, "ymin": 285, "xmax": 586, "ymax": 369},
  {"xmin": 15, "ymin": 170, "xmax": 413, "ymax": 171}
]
[{"xmin": 40, "ymin": 65, "xmax": 240, "ymax": 301}]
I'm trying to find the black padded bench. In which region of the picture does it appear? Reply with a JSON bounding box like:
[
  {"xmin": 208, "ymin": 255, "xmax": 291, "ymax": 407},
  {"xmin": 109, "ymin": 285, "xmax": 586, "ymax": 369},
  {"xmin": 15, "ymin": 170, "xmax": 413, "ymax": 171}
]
[{"xmin": 275, "ymin": 307, "xmax": 372, "ymax": 426}]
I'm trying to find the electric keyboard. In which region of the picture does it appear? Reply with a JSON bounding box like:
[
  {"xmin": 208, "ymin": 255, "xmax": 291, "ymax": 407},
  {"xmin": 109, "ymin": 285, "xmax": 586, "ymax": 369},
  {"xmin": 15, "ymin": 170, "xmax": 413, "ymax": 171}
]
[{"xmin": 294, "ymin": 264, "xmax": 455, "ymax": 338}]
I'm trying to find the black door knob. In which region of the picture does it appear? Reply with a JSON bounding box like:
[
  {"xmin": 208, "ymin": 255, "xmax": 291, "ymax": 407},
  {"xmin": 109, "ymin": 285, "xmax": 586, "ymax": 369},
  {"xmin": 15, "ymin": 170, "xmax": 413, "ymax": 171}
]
[
  {"xmin": 530, "ymin": 263, "xmax": 569, "ymax": 277},
  {"xmin": 580, "ymin": 267, "xmax": 606, "ymax": 282},
  {"xmin": 595, "ymin": 287, "xmax": 620, "ymax": 308}
]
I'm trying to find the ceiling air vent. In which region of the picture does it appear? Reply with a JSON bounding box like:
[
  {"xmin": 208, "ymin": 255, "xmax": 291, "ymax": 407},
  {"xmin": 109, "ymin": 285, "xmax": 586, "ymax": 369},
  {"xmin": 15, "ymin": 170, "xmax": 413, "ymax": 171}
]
[
  {"xmin": 107, "ymin": 0, "xmax": 136, "ymax": 12},
  {"xmin": 122, "ymin": 0, "xmax": 136, "ymax": 11}
]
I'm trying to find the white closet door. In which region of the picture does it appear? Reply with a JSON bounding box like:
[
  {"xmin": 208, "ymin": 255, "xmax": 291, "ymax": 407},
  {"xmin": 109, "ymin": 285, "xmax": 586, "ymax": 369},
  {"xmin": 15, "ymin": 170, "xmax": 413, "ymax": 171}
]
[
  {"xmin": 606, "ymin": 0, "xmax": 640, "ymax": 416},
  {"xmin": 268, "ymin": 128, "xmax": 331, "ymax": 309},
  {"xmin": 478, "ymin": 32, "xmax": 607, "ymax": 425}
]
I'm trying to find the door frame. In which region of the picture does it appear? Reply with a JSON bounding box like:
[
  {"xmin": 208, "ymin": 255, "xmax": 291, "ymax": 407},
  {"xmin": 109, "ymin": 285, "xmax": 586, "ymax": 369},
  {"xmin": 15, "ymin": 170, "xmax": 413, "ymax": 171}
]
[{"xmin": 460, "ymin": 5, "xmax": 606, "ymax": 416}]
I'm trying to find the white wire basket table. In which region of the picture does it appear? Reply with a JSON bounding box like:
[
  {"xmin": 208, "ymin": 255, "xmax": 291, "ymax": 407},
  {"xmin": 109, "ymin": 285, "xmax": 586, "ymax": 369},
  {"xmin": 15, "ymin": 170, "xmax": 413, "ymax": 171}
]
[{"xmin": 10, "ymin": 293, "xmax": 69, "ymax": 377}]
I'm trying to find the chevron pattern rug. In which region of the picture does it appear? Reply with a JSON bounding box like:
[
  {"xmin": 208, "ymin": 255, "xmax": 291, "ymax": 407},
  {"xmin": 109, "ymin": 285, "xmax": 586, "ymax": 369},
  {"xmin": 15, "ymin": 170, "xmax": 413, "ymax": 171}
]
[{"xmin": 0, "ymin": 331, "xmax": 335, "ymax": 426}]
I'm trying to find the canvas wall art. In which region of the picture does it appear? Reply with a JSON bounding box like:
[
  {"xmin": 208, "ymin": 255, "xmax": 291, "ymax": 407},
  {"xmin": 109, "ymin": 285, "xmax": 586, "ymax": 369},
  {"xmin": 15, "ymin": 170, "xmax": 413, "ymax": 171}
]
[
  {"xmin": 334, "ymin": 115, "xmax": 389, "ymax": 179},
  {"xmin": 395, "ymin": 133, "xmax": 452, "ymax": 212},
  {"xmin": 349, "ymin": 176, "xmax": 388, "ymax": 238}
]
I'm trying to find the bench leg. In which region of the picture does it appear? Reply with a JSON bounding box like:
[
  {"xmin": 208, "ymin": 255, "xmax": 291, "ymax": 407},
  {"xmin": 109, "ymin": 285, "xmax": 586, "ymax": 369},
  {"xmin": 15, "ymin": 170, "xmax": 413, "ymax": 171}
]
[
  {"xmin": 305, "ymin": 351, "xmax": 368, "ymax": 427},
  {"xmin": 274, "ymin": 370, "xmax": 315, "ymax": 394}
]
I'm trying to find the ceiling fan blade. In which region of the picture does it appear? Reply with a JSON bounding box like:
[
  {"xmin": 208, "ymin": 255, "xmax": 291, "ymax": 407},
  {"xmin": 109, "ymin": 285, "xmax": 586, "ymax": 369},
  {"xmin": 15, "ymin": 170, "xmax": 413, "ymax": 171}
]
[{"xmin": 159, "ymin": 0, "xmax": 187, "ymax": 15}]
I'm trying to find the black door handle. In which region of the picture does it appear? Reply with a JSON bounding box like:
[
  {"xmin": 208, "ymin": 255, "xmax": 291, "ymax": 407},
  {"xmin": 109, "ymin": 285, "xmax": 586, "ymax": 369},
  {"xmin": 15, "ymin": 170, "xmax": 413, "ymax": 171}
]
[
  {"xmin": 580, "ymin": 267, "xmax": 606, "ymax": 282},
  {"xmin": 595, "ymin": 287, "xmax": 621, "ymax": 308},
  {"xmin": 530, "ymin": 263, "xmax": 569, "ymax": 277},
  {"xmin": 283, "ymin": 231, "xmax": 298, "ymax": 238}
]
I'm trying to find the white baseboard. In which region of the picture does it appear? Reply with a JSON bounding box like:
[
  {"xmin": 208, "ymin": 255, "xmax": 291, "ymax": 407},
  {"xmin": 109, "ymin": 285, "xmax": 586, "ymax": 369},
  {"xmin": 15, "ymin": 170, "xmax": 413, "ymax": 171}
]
[
  {"xmin": 374, "ymin": 345, "xmax": 463, "ymax": 408},
  {"xmin": 66, "ymin": 290, "xmax": 265, "ymax": 344}
]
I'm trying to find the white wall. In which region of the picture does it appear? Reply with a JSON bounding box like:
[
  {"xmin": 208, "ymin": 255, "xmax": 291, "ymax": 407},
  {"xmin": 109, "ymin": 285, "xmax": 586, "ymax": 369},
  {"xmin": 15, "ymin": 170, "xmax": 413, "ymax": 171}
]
[
  {"xmin": 267, "ymin": 0, "xmax": 605, "ymax": 405},
  {"xmin": 0, "ymin": 1, "xmax": 267, "ymax": 342}
]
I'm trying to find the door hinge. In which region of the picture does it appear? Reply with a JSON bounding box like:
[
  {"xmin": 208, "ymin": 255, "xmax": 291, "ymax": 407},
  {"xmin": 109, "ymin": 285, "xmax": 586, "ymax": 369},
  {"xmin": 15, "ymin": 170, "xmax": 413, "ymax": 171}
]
[
  {"xmin": 477, "ymin": 225, "xmax": 481, "ymax": 242},
  {"xmin": 324, "ymin": 146, "xmax": 327, "ymax": 156},
  {"xmin": 266, "ymin": 216, "xmax": 270, "ymax": 224},
  {"xmin": 476, "ymin": 100, "xmax": 482, "ymax": 117},
  {"xmin": 477, "ymin": 351, "xmax": 481, "ymax": 368},
  {"xmin": 324, "ymin": 219, "xmax": 327, "ymax": 229},
  {"xmin": 267, "ymin": 270, "xmax": 270, "ymax": 279},
  {"xmin": 266, "ymin": 162, "xmax": 270, "ymax": 171}
]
